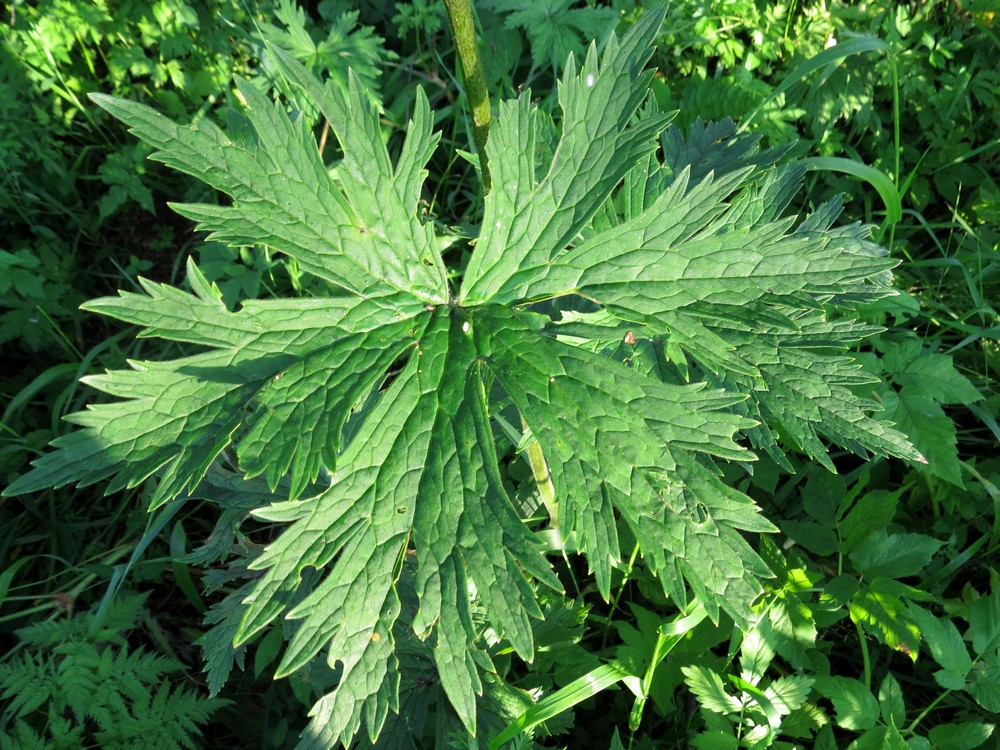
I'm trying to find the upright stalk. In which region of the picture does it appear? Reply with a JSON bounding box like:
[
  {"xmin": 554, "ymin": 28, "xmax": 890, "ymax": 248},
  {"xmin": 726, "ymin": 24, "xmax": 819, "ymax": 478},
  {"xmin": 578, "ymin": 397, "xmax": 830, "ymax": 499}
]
[
  {"xmin": 443, "ymin": 0, "xmax": 492, "ymax": 191},
  {"xmin": 443, "ymin": 0, "xmax": 559, "ymax": 529}
]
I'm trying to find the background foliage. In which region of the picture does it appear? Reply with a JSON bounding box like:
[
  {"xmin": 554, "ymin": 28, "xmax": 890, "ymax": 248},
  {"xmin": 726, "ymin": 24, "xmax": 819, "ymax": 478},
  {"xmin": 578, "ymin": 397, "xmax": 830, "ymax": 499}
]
[{"xmin": 1, "ymin": 0, "xmax": 997, "ymax": 748}]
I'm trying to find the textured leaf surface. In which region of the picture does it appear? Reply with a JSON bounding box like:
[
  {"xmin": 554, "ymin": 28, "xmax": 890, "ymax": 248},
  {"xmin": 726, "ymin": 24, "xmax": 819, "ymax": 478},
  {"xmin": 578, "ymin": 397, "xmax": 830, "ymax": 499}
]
[
  {"xmin": 682, "ymin": 665, "xmax": 742, "ymax": 715},
  {"xmin": 765, "ymin": 675, "xmax": 814, "ymax": 715},
  {"xmin": 878, "ymin": 340, "xmax": 983, "ymax": 486},
  {"xmin": 483, "ymin": 0, "xmax": 618, "ymax": 71},
  {"xmin": 927, "ymin": 722, "xmax": 996, "ymax": 750},
  {"xmin": 848, "ymin": 578, "xmax": 920, "ymax": 659},
  {"xmin": 812, "ymin": 676, "xmax": 879, "ymax": 731},
  {"xmin": 969, "ymin": 667, "xmax": 1000, "ymax": 712},
  {"xmin": 970, "ymin": 593, "xmax": 1000, "ymax": 656},
  {"xmin": 849, "ymin": 530, "xmax": 943, "ymax": 579},
  {"xmin": 908, "ymin": 605, "xmax": 971, "ymax": 690},
  {"xmin": 4, "ymin": 9, "xmax": 920, "ymax": 748},
  {"xmin": 884, "ymin": 390, "xmax": 962, "ymax": 485}
]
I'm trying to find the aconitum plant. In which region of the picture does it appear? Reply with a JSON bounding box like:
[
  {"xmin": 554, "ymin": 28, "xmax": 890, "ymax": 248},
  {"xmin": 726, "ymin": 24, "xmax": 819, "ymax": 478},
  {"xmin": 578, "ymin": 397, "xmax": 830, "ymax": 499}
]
[{"xmin": 6, "ymin": 9, "xmax": 920, "ymax": 747}]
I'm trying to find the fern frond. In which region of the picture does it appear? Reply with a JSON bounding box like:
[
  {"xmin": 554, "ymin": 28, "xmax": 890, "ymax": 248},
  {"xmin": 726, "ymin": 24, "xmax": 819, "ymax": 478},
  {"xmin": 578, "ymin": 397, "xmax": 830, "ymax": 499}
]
[
  {"xmin": 0, "ymin": 653, "xmax": 54, "ymax": 719},
  {"xmin": 54, "ymin": 640, "xmax": 103, "ymax": 723},
  {"xmin": 0, "ymin": 595, "xmax": 223, "ymax": 749}
]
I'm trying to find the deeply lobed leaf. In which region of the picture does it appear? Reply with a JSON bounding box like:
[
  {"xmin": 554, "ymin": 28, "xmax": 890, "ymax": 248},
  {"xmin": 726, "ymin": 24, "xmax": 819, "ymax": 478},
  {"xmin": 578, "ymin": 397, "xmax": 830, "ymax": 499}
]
[{"xmin": 5, "ymin": 8, "xmax": 920, "ymax": 748}]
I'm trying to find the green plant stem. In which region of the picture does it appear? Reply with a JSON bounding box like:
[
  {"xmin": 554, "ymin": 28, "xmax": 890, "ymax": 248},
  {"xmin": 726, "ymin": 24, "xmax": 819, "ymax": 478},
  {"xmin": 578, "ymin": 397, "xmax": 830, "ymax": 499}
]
[
  {"xmin": 887, "ymin": 49, "xmax": 901, "ymax": 251},
  {"xmin": 905, "ymin": 687, "xmax": 953, "ymax": 735},
  {"xmin": 443, "ymin": 0, "xmax": 492, "ymax": 191},
  {"xmin": 854, "ymin": 619, "xmax": 872, "ymax": 692},
  {"xmin": 445, "ymin": 0, "xmax": 560, "ymax": 533},
  {"xmin": 605, "ymin": 543, "xmax": 641, "ymax": 637},
  {"xmin": 523, "ymin": 415, "xmax": 559, "ymax": 530},
  {"xmin": 36, "ymin": 305, "xmax": 83, "ymax": 360}
]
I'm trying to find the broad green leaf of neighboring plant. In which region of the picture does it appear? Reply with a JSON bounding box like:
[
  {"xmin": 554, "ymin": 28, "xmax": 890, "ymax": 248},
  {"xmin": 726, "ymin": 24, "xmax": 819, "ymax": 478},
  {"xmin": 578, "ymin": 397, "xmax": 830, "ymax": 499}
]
[
  {"xmin": 928, "ymin": 723, "xmax": 996, "ymax": 750},
  {"xmin": 681, "ymin": 665, "xmax": 743, "ymax": 716},
  {"xmin": 259, "ymin": 0, "xmax": 391, "ymax": 100},
  {"xmin": 908, "ymin": 605, "xmax": 972, "ymax": 691},
  {"xmin": 481, "ymin": 0, "xmax": 618, "ymax": 72},
  {"xmin": 848, "ymin": 577, "xmax": 921, "ymax": 661},
  {"xmin": 4, "ymin": 9, "xmax": 921, "ymax": 748},
  {"xmin": 875, "ymin": 339, "xmax": 984, "ymax": 487},
  {"xmin": 850, "ymin": 530, "xmax": 944, "ymax": 579},
  {"xmin": 812, "ymin": 676, "xmax": 880, "ymax": 732}
]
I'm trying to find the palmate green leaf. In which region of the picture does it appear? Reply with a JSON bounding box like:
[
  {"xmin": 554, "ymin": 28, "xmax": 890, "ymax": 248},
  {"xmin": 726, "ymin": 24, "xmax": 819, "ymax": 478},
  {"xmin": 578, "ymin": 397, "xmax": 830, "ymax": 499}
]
[
  {"xmin": 259, "ymin": 2, "xmax": 391, "ymax": 101},
  {"xmin": 481, "ymin": 0, "xmax": 618, "ymax": 72},
  {"xmin": 95, "ymin": 71, "xmax": 447, "ymax": 301},
  {"xmin": 888, "ymin": 385, "xmax": 962, "ymax": 478},
  {"xmin": 877, "ymin": 339, "xmax": 984, "ymax": 486},
  {"xmin": 3, "ymin": 264, "xmax": 430, "ymax": 508},
  {"xmin": 5, "ymin": 8, "xmax": 920, "ymax": 748}
]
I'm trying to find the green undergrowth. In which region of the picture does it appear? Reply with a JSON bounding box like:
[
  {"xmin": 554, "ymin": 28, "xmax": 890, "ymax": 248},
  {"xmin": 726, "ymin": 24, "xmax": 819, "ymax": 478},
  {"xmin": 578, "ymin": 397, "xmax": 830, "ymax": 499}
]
[{"xmin": 0, "ymin": 593, "xmax": 225, "ymax": 748}]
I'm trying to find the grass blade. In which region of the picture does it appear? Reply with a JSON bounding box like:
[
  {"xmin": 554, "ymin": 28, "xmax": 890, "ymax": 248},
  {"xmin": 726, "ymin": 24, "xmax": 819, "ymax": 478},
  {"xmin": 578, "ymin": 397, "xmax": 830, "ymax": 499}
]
[
  {"xmin": 488, "ymin": 662, "xmax": 631, "ymax": 749},
  {"xmin": 802, "ymin": 156, "xmax": 902, "ymax": 225}
]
